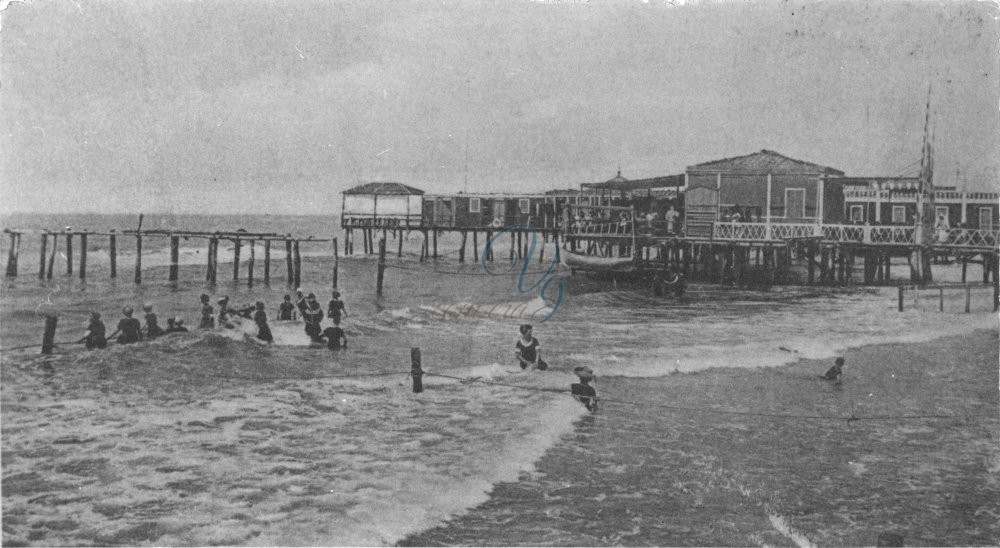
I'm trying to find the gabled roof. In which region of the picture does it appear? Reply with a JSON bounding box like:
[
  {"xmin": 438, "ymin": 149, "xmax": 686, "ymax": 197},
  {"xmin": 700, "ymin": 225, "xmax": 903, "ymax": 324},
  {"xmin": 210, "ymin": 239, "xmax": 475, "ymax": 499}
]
[
  {"xmin": 686, "ymin": 150, "xmax": 844, "ymax": 176},
  {"xmin": 343, "ymin": 182, "xmax": 425, "ymax": 195}
]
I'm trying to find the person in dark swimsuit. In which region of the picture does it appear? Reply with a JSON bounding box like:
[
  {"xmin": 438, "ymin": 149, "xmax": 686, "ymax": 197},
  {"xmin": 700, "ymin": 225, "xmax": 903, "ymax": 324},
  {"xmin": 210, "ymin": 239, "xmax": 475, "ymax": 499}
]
[
  {"xmin": 302, "ymin": 293, "xmax": 325, "ymax": 342},
  {"xmin": 108, "ymin": 306, "xmax": 142, "ymax": 344},
  {"xmin": 278, "ymin": 294, "xmax": 296, "ymax": 320},
  {"xmin": 571, "ymin": 366, "xmax": 598, "ymax": 412},
  {"xmin": 322, "ymin": 317, "xmax": 348, "ymax": 350},
  {"xmin": 253, "ymin": 301, "xmax": 274, "ymax": 344},
  {"xmin": 515, "ymin": 324, "xmax": 547, "ymax": 370},
  {"xmin": 327, "ymin": 290, "xmax": 347, "ymax": 324},
  {"xmin": 142, "ymin": 303, "xmax": 165, "ymax": 338},
  {"xmin": 199, "ymin": 294, "xmax": 215, "ymax": 329},
  {"xmin": 77, "ymin": 311, "xmax": 107, "ymax": 350},
  {"xmin": 820, "ymin": 357, "xmax": 845, "ymax": 384}
]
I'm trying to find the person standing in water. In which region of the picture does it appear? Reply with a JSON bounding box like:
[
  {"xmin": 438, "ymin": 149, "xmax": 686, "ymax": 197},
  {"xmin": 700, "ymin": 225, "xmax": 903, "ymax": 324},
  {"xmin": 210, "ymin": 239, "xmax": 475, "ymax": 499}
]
[
  {"xmin": 278, "ymin": 294, "xmax": 296, "ymax": 320},
  {"xmin": 77, "ymin": 311, "xmax": 107, "ymax": 350},
  {"xmin": 107, "ymin": 306, "xmax": 142, "ymax": 344},
  {"xmin": 322, "ymin": 317, "xmax": 348, "ymax": 350},
  {"xmin": 515, "ymin": 324, "xmax": 547, "ymax": 370},
  {"xmin": 571, "ymin": 366, "xmax": 599, "ymax": 412},
  {"xmin": 302, "ymin": 293, "xmax": 325, "ymax": 342},
  {"xmin": 198, "ymin": 294, "xmax": 215, "ymax": 329},
  {"xmin": 253, "ymin": 301, "xmax": 273, "ymax": 344},
  {"xmin": 327, "ymin": 290, "xmax": 347, "ymax": 324}
]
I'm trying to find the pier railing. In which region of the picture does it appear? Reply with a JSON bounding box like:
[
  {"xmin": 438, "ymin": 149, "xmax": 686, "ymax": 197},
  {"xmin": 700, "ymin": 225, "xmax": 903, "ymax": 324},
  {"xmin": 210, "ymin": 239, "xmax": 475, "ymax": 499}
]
[{"xmin": 710, "ymin": 222, "xmax": 998, "ymax": 250}]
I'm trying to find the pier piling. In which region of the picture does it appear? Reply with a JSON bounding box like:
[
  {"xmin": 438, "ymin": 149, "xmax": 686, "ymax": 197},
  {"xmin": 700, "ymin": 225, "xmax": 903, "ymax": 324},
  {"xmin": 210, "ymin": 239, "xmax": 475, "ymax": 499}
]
[
  {"xmin": 38, "ymin": 233, "xmax": 47, "ymax": 279},
  {"xmin": 292, "ymin": 240, "xmax": 302, "ymax": 289},
  {"xmin": 109, "ymin": 232, "xmax": 117, "ymax": 278},
  {"xmin": 232, "ymin": 238, "xmax": 241, "ymax": 282},
  {"xmin": 332, "ymin": 237, "xmax": 339, "ymax": 289},
  {"xmin": 264, "ymin": 240, "xmax": 271, "ymax": 285},
  {"xmin": 65, "ymin": 231, "xmax": 73, "ymax": 276},
  {"xmin": 79, "ymin": 233, "xmax": 87, "ymax": 280},
  {"xmin": 376, "ymin": 237, "xmax": 387, "ymax": 297},
  {"xmin": 285, "ymin": 239, "xmax": 294, "ymax": 286},
  {"xmin": 247, "ymin": 239, "xmax": 255, "ymax": 286},
  {"xmin": 169, "ymin": 235, "xmax": 180, "ymax": 281},
  {"xmin": 41, "ymin": 315, "xmax": 57, "ymax": 355},
  {"xmin": 46, "ymin": 233, "xmax": 56, "ymax": 279},
  {"xmin": 4, "ymin": 231, "xmax": 20, "ymax": 278},
  {"xmin": 411, "ymin": 347, "xmax": 423, "ymax": 393}
]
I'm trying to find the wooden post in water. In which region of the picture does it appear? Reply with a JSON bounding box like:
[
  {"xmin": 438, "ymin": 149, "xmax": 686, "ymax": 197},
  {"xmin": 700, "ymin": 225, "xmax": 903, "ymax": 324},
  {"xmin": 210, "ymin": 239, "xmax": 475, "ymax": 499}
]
[
  {"xmin": 47, "ymin": 233, "xmax": 57, "ymax": 279},
  {"xmin": 965, "ymin": 286, "xmax": 971, "ymax": 313},
  {"xmin": 432, "ymin": 229, "xmax": 438, "ymax": 259},
  {"xmin": 41, "ymin": 315, "xmax": 58, "ymax": 355},
  {"xmin": 65, "ymin": 231, "xmax": 73, "ymax": 276},
  {"xmin": 898, "ymin": 286, "xmax": 905, "ymax": 312},
  {"xmin": 38, "ymin": 233, "xmax": 48, "ymax": 279},
  {"xmin": 205, "ymin": 238, "xmax": 213, "ymax": 281},
  {"xmin": 363, "ymin": 230, "xmax": 370, "ymax": 255},
  {"xmin": 939, "ymin": 287, "xmax": 944, "ymax": 312},
  {"xmin": 332, "ymin": 237, "xmax": 339, "ymax": 289},
  {"xmin": 232, "ymin": 238, "xmax": 241, "ymax": 281},
  {"xmin": 285, "ymin": 238, "xmax": 294, "ymax": 286},
  {"xmin": 993, "ymin": 254, "xmax": 1000, "ymax": 313},
  {"xmin": 109, "ymin": 232, "xmax": 117, "ymax": 279},
  {"xmin": 292, "ymin": 240, "xmax": 302, "ymax": 289},
  {"xmin": 133, "ymin": 235, "xmax": 142, "ymax": 284},
  {"xmin": 376, "ymin": 237, "xmax": 387, "ymax": 297},
  {"xmin": 411, "ymin": 347, "xmax": 423, "ymax": 393},
  {"xmin": 459, "ymin": 231, "xmax": 467, "ymax": 263},
  {"xmin": 169, "ymin": 235, "xmax": 180, "ymax": 281},
  {"xmin": 247, "ymin": 239, "xmax": 255, "ymax": 286},
  {"xmin": 79, "ymin": 233, "xmax": 88, "ymax": 280},
  {"xmin": 397, "ymin": 230, "xmax": 403, "ymax": 258},
  {"xmin": 473, "ymin": 230, "xmax": 479, "ymax": 262},
  {"xmin": 4, "ymin": 231, "xmax": 19, "ymax": 278},
  {"xmin": 264, "ymin": 240, "xmax": 272, "ymax": 285}
]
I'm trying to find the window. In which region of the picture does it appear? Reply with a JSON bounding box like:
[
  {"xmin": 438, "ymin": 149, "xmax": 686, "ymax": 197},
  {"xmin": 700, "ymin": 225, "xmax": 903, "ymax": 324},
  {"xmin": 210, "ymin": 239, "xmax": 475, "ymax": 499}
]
[
  {"xmin": 785, "ymin": 188, "xmax": 805, "ymax": 218},
  {"xmin": 519, "ymin": 199, "xmax": 530, "ymax": 214},
  {"xmin": 979, "ymin": 207, "xmax": 993, "ymax": 230},
  {"xmin": 891, "ymin": 206, "xmax": 907, "ymax": 224},
  {"xmin": 469, "ymin": 197, "xmax": 481, "ymax": 213},
  {"xmin": 850, "ymin": 205, "xmax": 865, "ymax": 223}
]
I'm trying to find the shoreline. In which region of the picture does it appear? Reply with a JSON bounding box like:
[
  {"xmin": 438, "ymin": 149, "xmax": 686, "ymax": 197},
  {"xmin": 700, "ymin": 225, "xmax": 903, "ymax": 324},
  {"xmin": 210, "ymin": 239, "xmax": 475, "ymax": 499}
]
[{"xmin": 401, "ymin": 329, "xmax": 999, "ymax": 546}]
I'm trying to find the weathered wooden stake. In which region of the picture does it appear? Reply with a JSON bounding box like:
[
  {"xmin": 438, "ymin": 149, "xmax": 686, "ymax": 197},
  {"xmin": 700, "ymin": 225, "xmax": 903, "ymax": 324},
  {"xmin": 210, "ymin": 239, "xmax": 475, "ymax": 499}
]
[
  {"xmin": 293, "ymin": 240, "xmax": 302, "ymax": 289},
  {"xmin": 79, "ymin": 233, "xmax": 88, "ymax": 280},
  {"xmin": 65, "ymin": 231, "xmax": 73, "ymax": 276},
  {"xmin": 898, "ymin": 286, "xmax": 905, "ymax": 312},
  {"xmin": 285, "ymin": 239, "xmax": 294, "ymax": 285},
  {"xmin": 459, "ymin": 231, "xmax": 467, "ymax": 263},
  {"xmin": 411, "ymin": 347, "xmax": 423, "ymax": 393},
  {"xmin": 432, "ymin": 229, "xmax": 438, "ymax": 259},
  {"xmin": 473, "ymin": 230, "xmax": 479, "ymax": 261},
  {"xmin": 4, "ymin": 231, "xmax": 19, "ymax": 278},
  {"xmin": 47, "ymin": 233, "xmax": 57, "ymax": 279},
  {"xmin": 376, "ymin": 237, "xmax": 387, "ymax": 297},
  {"xmin": 363, "ymin": 229, "xmax": 370, "ymax": 254},
  {"xmin": 332, "ymin": 237, "xmax": 339, "ymax": 289},
  {"xmin": 41, "ymin": 315, "xmax": 58, "ymax": 355},
  {"xmin": 264, "ymin": 239, "xmax": 272, "ymax": 285},
  {"xmin": 109, "ymin": 232, "xmax": 117, "ymax": 278},
  {"xmin": 134, "ymin": 234, "xmax": 142, "ymax": 284},
  {"xmin": 247, "ymin": 239, "xmax": 255, "ymax": 286},
  {"xmin": 965, "ymin": 286, "xmax": 972, "ymax": 313},
  {"xmin": 169, "ymin": 235, "xmax": 180, "ymax": 281},
  {"xmin": 397, "ymin": 230, "xmax": 403, "ymax": 258},
  {"xmin": 38, "ymin": 233, "xmax": 48, "ymax": 279},
  {"xmin": 232, "ymin": 238, "xmax": 241, "ymax": 281}
]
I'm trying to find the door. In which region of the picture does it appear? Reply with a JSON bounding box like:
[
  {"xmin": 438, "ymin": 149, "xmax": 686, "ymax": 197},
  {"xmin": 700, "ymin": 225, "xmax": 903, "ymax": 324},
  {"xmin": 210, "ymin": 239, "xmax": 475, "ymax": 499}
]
[{"xmin": 979, "ymin": 207, "xmax": 994, "ymax": 230}]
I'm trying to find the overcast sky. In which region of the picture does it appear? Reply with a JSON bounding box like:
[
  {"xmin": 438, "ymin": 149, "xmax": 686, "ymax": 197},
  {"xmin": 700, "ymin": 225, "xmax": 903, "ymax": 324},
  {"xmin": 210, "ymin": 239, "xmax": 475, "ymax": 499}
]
[{"xmin": 1, "ymin": 0, "xmax": 997, "ymax": 214}]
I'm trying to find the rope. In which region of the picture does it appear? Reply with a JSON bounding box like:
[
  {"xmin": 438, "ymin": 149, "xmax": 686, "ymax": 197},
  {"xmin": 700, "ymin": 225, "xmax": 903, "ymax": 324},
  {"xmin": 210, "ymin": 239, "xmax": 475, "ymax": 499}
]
[
  {"xmin": 195, "ymin": 370, "xmax": 409, "ymax": 382},
  {"xmin": 422, "ymin": 372, "xmax": 994, "ymax": 424}
]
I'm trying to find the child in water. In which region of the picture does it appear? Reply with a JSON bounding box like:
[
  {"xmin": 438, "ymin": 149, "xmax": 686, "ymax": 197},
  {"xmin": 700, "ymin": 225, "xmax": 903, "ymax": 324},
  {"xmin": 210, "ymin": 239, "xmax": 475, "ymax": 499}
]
[
  {"xmin": 278, "ymin": 294, "xmax": 296, "ymax": 320},
  {"xmin": 327, "ymin": 290, "xmax": 347, "ymax": 324},
  {"xmin": 199, "ymin": 294, "xmax": 215, "ymax": 329},
  {"xmin": 820, "ymin": 357, "xmax": 845, "ymax": 384},
  {"xmin": 571, "ymin": 366, "xmax": 598, "ymax": 412},
  {"xmin": 77, "ymin": 311, "xmax": 107, "ymax": 350},
  {"xmin": 108, "ymin": 306, "xmax": 142, "ymax": 344},
  {"xmin": 322, "ymin": 317, "xmax": 348, "ymax": 350},
  {"xmin": 143, "ymin": 303, "xmax": 164, "ymax": 338},
  {"xmin": 515, "ymin": 324, "xmax": 547, "ymax": 370}
]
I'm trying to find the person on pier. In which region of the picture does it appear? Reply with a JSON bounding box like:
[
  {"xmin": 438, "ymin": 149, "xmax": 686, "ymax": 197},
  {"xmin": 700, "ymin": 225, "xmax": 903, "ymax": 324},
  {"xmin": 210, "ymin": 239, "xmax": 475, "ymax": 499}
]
[
  {"xmin": 571, "ymin": 366, "xmax": 599, "ymax": 412},
  {"xmin": 302, "ymin": 293, "xmax": 325, "ymax": 342},
  {"xmin": 142, "ymin": 303, "xmax": 165, "ymax": 338},
  {"xmin": 278, "ymin": 294, "xmax": 297, "ymax": 321},
  {"xmin": 322, "ymin": 317, "xmax": 348, "ymax": 350},
  {"xmin": 253, "ymin": 301, "xmax": 273, "ymax": 344},
  {"xmin": 108, "ymin": 306, "xmax": 142, "ymax": 345},
  {"xmin": 515, "ymin": 324, "xmax": 547, "ymax": 370},
  {"xmin": 77, "ymin": 311, "xmax": 107, "ymax": 350},
  {"xmin": 199, "ymin": 294, "xmax": 215, "ymax": 329},
  {"xmin": 327, "ymin": 290, "xmax": 347, "ymax": 324},
  {"xmin": 664, "ymin": 205, "xmax": 680, "ymax": 234}
]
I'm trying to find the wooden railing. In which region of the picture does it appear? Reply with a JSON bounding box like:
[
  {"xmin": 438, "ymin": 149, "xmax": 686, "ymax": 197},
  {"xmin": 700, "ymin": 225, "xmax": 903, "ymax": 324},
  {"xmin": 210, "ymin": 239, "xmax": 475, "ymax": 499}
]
[{"xmin": 711, "ymin": 222, "xmax": 999, "ymax": 250}]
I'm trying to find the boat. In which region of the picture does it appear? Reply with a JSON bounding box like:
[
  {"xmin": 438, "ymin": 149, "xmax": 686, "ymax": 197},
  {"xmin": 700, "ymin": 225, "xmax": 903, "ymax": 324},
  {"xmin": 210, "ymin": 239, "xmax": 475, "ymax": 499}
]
[{"xmin": 560, "ymin": 245, "xmax": 636, "ymax": 272}]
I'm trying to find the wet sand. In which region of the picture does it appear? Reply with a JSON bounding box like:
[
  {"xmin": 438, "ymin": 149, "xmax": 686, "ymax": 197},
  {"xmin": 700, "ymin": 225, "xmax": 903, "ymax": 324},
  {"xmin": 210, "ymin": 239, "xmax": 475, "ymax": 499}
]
[{"xmin": 402, "ymin": 329, "xmax": 1000, "ymax": 547}]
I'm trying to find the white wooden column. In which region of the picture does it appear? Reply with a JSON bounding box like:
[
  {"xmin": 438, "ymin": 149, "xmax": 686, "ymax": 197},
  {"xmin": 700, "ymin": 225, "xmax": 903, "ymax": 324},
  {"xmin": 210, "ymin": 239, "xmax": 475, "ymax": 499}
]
[
  {"xmin": 816, "ymin": 176, "xmax": 824, "ymax": 223},
  {"xmin": 960, "ymin": 191, "xmax": 968, "ymax": 224},
  {"xmin": 875, "ymin": 187, "xmax": 882, "ymax": 223}
]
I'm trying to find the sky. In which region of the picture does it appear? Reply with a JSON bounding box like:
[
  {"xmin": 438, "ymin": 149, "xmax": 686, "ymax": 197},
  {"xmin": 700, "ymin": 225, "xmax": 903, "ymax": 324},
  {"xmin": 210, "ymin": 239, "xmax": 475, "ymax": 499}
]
[{"xmin": 1, "ymin": 0, "xmax": 998, "ymax": 214}]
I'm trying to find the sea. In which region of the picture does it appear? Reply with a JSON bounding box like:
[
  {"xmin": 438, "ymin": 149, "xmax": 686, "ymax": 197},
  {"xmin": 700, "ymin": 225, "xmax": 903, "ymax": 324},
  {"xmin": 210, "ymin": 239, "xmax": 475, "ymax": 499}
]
[{"xmin": 1, "ymin": 213, "xmax": 997, "ymax": 546}]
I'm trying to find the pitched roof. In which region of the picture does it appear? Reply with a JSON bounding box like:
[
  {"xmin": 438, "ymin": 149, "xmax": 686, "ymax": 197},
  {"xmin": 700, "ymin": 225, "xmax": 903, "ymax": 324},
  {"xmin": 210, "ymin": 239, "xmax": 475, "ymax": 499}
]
[
  {"xmin": 686, "ymin": 150, "xmax": 844, "ymax": 176},
  {"xmin": 343, "ymin": 182, "xmax": 425, "ymax": 195}
]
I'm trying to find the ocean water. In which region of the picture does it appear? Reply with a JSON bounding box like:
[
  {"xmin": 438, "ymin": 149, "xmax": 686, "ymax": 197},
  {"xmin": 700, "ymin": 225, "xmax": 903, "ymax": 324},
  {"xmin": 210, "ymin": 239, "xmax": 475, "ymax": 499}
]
[{"xmin": 1, "ymin": 214, "xmax": 997, "ymax": 545}]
